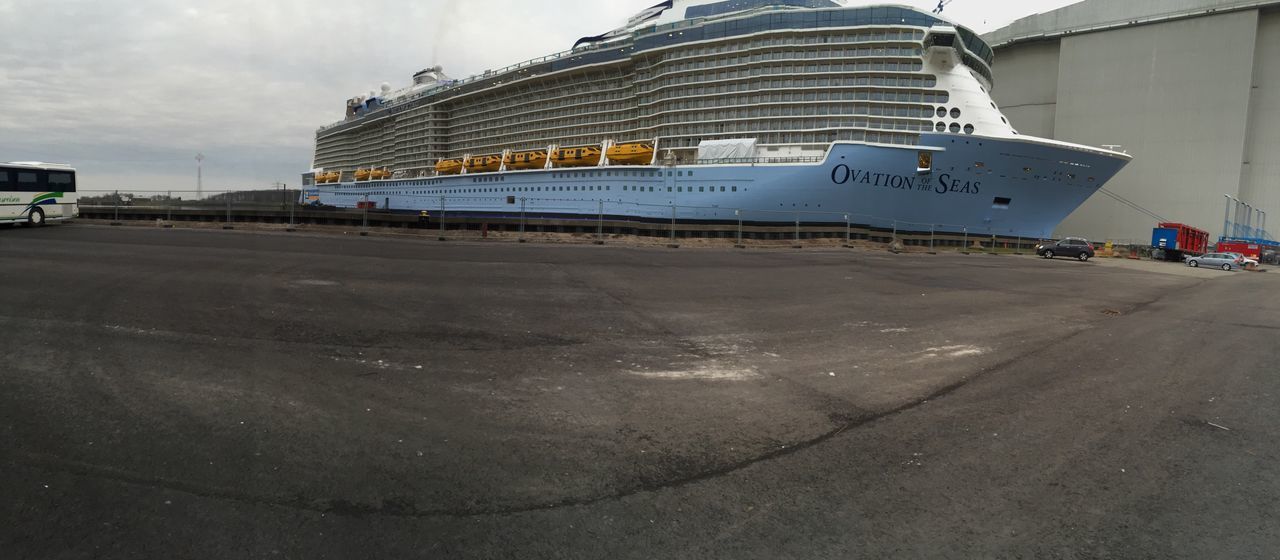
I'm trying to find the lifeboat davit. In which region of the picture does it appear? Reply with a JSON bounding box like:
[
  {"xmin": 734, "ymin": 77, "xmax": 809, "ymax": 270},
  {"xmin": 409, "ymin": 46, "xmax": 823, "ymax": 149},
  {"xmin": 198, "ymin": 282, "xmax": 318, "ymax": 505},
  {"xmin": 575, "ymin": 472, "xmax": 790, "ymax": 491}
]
[
  {"xmin": 508, "ymin": 150, "xmax": 548, "ymax": 170},
  {"xmin": 606, "ymin": 142, "xmax": 654, "ymax": 165},
  {"xmin": 552, "ymin": 146, "xmax": 602, "ymax": 168},
  {"xmin": 436, "ymin": 159, "xmax": 463, "ymax": 175}
]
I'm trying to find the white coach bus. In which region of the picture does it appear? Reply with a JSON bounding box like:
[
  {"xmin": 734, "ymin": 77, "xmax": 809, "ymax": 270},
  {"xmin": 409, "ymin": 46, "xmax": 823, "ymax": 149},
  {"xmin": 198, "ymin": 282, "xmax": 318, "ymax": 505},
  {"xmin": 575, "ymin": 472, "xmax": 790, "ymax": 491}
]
[{"xmin": 0, "ymin": 162, "xmax": 78, "ymax": 226}]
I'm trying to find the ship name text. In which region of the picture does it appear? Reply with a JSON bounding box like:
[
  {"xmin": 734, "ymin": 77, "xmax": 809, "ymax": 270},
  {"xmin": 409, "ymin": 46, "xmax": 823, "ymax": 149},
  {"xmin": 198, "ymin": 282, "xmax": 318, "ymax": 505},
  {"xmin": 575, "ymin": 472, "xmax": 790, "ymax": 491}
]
[{"xmin": 831, "ymin": 165, "xmax": 980, "ymax": 195}]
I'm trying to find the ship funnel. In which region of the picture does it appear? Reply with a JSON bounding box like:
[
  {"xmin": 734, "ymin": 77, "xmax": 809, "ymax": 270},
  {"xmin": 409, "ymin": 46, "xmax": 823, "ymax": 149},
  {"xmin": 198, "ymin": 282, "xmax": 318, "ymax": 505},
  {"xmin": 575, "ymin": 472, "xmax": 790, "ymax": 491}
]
[{"xmin": 412, "ymin": 66, "xmax": 451, "ymax": 86}]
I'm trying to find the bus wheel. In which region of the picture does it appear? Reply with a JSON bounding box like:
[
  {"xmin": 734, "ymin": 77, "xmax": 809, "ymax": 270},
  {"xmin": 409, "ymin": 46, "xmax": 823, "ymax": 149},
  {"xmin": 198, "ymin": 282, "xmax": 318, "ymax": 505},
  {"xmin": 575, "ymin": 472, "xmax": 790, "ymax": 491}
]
[{"xmin": 27, "ymin": 208, "xmax": 45, "ymax": 227}]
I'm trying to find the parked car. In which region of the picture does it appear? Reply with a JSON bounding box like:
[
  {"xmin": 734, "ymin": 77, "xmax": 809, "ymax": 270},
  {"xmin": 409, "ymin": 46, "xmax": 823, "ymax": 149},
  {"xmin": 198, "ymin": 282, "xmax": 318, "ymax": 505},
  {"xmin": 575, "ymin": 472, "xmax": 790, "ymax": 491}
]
[
  {"xmin": 1222, "ymin": 252, "xmax": 1258, "ymax": 268},
  {"xmin": 1036, "ymin": 237, "xmax": 1095, "ymax": 261},
  {"xmin": 1186, "ymin": 252, "xmax": 1242, "ymax": 271}
]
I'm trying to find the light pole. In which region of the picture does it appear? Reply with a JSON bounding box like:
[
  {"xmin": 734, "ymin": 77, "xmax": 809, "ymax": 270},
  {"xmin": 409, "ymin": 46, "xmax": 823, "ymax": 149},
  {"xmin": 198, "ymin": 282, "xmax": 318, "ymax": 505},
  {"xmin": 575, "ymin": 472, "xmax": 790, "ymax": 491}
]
[
  {"xmin": 195, "ymin": 153, "xmax": 204, "ymax": 200},
  {"xmin": 1245, "ymin": 203, "xmax": 1254, "ymax": 238},
  {"xmin": 1223, "ymin": 194, "xmax": 1232, "ymax": 241}
]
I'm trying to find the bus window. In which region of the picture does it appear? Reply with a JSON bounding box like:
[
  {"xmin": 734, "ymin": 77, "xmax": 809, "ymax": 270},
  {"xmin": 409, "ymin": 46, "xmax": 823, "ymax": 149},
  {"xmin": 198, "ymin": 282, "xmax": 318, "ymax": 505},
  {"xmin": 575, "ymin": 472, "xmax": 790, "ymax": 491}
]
[
  {"xmin": 17, "ymin": 172, "xmax": 40, "ymax": 191},
  {"xmin": 48, "ymin": 172, "xmax": 75, "ymax": 192}
]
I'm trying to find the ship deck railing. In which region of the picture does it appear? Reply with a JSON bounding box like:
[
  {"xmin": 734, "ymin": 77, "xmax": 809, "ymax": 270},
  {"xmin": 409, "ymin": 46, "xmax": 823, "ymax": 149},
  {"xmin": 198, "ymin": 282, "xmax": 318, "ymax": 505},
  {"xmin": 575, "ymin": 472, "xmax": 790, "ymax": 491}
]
[
  {"xmin": 317, "ymin": 41, "xmax": 621, "ymax": 133},
  {"xmin": 693, "ymin": 156, "xmax": 825, "ymax": 165}
]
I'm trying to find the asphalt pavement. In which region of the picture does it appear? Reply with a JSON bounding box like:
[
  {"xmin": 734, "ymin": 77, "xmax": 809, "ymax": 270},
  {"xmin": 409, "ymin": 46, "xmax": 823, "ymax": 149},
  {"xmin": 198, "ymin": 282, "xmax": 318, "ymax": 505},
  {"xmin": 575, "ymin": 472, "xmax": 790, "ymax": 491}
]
[{"xmin": 2, "ymin": 224, "xmax": 1277, "ymax": 559}]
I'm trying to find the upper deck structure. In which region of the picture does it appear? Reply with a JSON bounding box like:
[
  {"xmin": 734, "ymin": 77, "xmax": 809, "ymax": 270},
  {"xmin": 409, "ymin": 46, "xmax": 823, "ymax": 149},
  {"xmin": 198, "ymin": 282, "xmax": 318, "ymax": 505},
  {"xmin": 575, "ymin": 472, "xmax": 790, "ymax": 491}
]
[{"xmin": 313, "ymin": 0, "xmax": 1004, "ymax": 177}]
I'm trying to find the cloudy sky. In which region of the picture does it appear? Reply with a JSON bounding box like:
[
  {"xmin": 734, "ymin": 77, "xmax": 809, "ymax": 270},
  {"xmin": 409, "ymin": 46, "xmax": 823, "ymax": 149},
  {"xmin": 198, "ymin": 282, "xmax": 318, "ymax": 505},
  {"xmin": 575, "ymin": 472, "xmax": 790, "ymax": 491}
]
[{"xmin": 0, "ymin": 0, "xmax": 1080, "ymax": 195}]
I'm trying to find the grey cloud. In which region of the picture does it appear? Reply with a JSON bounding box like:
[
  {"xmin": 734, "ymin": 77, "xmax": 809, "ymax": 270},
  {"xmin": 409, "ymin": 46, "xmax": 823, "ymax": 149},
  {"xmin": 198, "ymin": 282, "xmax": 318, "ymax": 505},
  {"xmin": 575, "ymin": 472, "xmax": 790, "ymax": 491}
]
[{"xmin": 1, "ymin": 0, "xmax": 1063, "ymax": 192}]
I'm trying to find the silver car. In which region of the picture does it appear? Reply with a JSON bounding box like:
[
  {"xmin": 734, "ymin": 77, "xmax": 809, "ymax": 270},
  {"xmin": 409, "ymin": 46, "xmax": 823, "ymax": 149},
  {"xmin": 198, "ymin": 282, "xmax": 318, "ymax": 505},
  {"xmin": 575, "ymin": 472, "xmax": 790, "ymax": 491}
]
[{"xmin": 1186, "ymin": 252, "xmax": 1242, "ymax": 271}]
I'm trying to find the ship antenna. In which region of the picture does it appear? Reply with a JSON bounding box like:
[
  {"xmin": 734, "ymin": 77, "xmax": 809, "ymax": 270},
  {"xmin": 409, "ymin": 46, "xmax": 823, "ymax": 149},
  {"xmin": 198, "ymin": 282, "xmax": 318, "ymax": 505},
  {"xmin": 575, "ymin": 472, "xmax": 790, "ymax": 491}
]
[{"xmin": 934, "ymin": 0, "xmax": 954, "ymax": 14}]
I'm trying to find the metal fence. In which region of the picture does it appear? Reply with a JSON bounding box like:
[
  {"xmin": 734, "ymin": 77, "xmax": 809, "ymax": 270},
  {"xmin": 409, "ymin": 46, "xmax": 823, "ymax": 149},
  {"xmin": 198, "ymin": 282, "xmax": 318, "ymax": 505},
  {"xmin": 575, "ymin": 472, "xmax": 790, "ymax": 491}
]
[{"xmin": 75, "ymin": 188, "xmax": 1052, "ymax": 252}]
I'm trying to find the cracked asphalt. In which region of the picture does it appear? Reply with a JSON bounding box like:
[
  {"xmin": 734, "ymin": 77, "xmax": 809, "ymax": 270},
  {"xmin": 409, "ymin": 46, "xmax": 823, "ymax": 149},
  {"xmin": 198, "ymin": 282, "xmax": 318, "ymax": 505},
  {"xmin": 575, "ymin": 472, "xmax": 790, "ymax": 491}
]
[{"xmin": 3, "ymin": 225, "xmax": 1278, "ymax": 559}]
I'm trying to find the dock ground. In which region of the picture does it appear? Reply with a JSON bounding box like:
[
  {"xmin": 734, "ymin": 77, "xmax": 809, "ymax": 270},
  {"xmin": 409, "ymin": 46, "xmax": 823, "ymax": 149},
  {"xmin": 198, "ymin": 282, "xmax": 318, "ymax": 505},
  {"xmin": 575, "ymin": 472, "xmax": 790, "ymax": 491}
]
[{"xmin": 3, "ymin": 225, "xmax": 1278, "ymax": 559}]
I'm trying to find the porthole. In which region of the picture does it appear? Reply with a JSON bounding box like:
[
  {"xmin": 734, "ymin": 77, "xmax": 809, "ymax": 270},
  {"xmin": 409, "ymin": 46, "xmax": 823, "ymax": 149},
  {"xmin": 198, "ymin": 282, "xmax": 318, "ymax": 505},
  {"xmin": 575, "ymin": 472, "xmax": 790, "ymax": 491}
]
[
  {"xmin": 935, "ymin": 122, "xmax": 946, "ymax": 132},
  {"xmin": 949, "ymin": 123, "xmax": 961, "ymax": 133},
  {"xmin": 964, "ymin": 124, "xmax": 975, "ymax": 134},
  {"xmin": 936, "ymin": 107, "xmax": 947, "ymax": 118},
  {"xmin": 950, "ymin": 108, "xmax": 961, "ymax": 119}
]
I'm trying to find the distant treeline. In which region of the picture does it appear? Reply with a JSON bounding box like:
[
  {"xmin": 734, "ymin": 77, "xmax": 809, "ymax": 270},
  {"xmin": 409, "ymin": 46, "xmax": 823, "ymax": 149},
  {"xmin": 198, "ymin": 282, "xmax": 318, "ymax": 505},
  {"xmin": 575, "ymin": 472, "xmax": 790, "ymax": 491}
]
[{"xmin": 79, "ymin": 189, "xmax": 300, "ymax": 206}]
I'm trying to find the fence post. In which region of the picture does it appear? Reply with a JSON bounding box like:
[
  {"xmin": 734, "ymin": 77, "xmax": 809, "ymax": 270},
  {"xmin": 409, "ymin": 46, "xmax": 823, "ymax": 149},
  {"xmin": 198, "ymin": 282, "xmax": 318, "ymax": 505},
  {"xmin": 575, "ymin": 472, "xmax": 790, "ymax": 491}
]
[
  {"xmin": 519, "ymin": 197, "xmax": 526, "ymax": 243},
  {"xmin": 930, "ymin": 224, "xmax": 936, "ymax": 254},
  {"xmin": 670, "ymin": 205, "xmax": 676, "ymax": 241},
  {"xmin": 166, "ymin": 190, "xmax": 172, "ymax": 222},
  {"xmin": 794, "ymin": 211, "xmax": 801, "ymax": 245},
  {"xmin": 844, "ymin": 214, "xmax": 851, "ymax": 247},
  {"xmin": 223, "ymin": 192, "xmax": 233, "ymax": 229},
  {"xmin": 288, "ymin": 194, "xmax": 295, "ymax": 230},
  {"xmin": 1015, "ymin": 235, "xmax": 1022, "ymax": 255},
  {"xmin": 595, "ymin": 199, "xmax": 604, "ymax": 244},
  {"xmin": 439, "ymin": 196, "xmax": 446, "ymax": 240},
  {"xmin": 360, "ymin": 194, "xmax": 369, "ymax": 235},
  {"xmin": 736, "ymin": 209, "xmax": 743, "ymax": 247},
  {"xmin": 892, "ymin": 220, "xmax": 898, "ymax": 243},
  {"xmin": 112, "ymin": 190, "xmax": 120, "ymax": 225},
  {"xmin": 962, "ymin": 227, "xmax": 969, "ymax": 254}
]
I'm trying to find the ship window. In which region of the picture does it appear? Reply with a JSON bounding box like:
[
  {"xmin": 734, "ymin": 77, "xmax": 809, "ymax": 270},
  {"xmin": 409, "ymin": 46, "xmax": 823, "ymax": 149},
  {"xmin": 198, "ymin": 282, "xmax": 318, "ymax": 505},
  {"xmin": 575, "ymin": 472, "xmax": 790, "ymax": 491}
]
[
  {"xmin": 935, "ymin": 107, "xmax": 946, "ymax": 118},
  {"xmin": 667, "ymin": 187, "xmax": 672, "ymax": 192},
  {"xmin": 964, "ymin": 124, "xmax": 975, "ymax": 135},
  {"xmin": 935, "ymin": 122, "xmax": 946, "ymax": 132},
  {"xmin": 720, "ymin": 187, "xmax": 725, "ymax": 192},
  {"xmin": 992, "ymin": 197, "xmax": 1011, "ymax": 209},
  {"xmin": 732, "ymin": 186, "xmax": 738, "ymax": 192},
  {"xmin": 950, "ymin": 108, "xmax": 961, "ymax": 119},
  {"xmin": 699, "ymin": 187, "xmax": 705, "ymax": 192},
  {"xmin": 949, "ymin": 123, "xmax": 961, "ymax": 133}
]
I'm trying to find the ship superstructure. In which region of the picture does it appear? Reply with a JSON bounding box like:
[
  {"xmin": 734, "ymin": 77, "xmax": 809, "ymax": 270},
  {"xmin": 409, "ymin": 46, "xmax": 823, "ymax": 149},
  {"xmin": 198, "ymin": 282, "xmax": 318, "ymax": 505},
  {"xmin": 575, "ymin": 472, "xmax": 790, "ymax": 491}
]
[{"xmin": 305, "ymin": 0, "xmax": 1131, "ymax": 238}]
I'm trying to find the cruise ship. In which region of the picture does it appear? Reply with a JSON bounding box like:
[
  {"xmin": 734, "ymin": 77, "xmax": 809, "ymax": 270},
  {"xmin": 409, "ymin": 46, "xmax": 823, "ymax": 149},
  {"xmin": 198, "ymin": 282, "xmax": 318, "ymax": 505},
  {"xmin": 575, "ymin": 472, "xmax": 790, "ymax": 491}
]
[{"xmin": 303, "ymin": 0, "xmax": 1131, "ymax": 238}]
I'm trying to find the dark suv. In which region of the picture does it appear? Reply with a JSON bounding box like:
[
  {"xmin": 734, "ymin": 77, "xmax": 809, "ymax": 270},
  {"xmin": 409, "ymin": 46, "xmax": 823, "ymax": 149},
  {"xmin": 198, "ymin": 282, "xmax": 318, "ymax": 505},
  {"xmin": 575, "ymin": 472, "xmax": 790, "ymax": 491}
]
[{"xmin": 1036, "ymin": 237, "xmax": 1095, "ymax": 261}]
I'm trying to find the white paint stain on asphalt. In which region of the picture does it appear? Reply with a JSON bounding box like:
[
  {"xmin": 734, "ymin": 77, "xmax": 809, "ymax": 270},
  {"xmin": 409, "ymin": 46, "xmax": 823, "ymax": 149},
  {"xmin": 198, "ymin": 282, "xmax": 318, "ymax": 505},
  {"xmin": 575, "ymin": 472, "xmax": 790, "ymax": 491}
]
[
  {"xmin": 629, "ymin": 367, "xmax": 760, "ymax": 381},
  {"xmin": 910, "ymin": 345, "xmax": 989, "ymax": 362}
]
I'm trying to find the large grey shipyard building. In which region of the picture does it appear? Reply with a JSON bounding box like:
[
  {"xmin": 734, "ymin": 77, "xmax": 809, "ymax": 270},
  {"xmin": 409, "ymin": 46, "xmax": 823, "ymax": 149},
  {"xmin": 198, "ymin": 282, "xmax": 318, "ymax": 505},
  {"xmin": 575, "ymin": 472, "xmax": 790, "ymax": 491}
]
[{"xmin": 985, "ymin": 0, "xmax": 1280, "ymax": 242}]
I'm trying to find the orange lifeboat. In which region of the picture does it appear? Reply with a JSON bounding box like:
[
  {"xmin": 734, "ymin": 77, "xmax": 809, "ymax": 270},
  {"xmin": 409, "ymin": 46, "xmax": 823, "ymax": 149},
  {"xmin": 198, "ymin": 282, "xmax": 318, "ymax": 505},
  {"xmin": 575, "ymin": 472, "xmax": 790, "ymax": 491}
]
[
  {"xmin": 606, "ymin": 142, "xmax": 654, "ymax": 165},
  {"xmin": 435, "ymin": 159, "xmax": 463, "ymax": 175},
  {"xmin": 371, "ymin": 167, "xmax": 393, "ymax": 180},
  {"xmin": 552, "ymin": 146, "xmax": 602, "ymax": 168},
  {"xmin": 465, "ymin": 154, "xmax": 505, "ymax": 173},
  {"xmin": 315, "ymin": 171, "xmax": 341, "ymax": 184},
  {"xmin": 507, "ymin": 150, "xmax": 548, "ymax": 170},
  {"xmin": 354, "ymin": 168, "xmax": 372, "ymax": 181}
]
